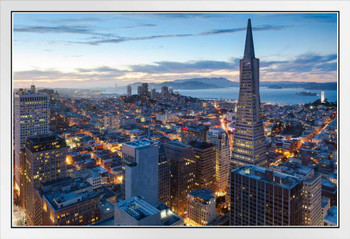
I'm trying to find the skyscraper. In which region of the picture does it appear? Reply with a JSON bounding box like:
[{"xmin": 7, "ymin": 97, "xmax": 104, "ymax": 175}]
[
  {"xmin": 189, "ymin": 141, "xmax": 216, "ymax": 192},
  {"xmin": 232, "ymin": 19, "xmax": 268, "ymax": 168},
  {"xmin": 207, "ymin": 128, "xmax": 230, "ymax": 194},
  {"xmin": 127, "ymin": 85, "xmax": 132, "ymax": 96},
  {"xmin": 14, "ymin": 91, "xmax": 49, "ymax": 202},
  {"xmin": 230, "ymin": 165, "xmax": 303, "ymax": 226},
  {"xmin": 293, "ymin": 167, "xmax": 323, "ymax": 225},
  {"xmin": 157, "ymin": 143, "xmax": 171, "ymax": 206},
  {"xmin": 164, "ymin": 141, "xmax": 196, "ymax": 217},
  {"xmin": 122, "ymin": 140, "xmax": 159, "ymax": 205},
  {"xmin": 25, "ymin": 133, "xmax": 68, "ymax": 224}
]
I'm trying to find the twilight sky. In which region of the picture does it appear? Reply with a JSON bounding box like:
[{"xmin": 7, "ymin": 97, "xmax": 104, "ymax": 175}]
[{"xmin": 13, "ymin": 12, "xmax": 337, "ymax": 88}]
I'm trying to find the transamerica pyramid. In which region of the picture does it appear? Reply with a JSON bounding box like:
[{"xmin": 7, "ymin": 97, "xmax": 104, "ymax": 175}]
[{"xmin": 231, "ymin": 19, "xmax": 268, "ymax": 168}]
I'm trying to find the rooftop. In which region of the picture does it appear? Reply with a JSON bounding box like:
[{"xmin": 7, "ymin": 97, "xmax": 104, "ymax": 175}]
[
  {"xmin": 233, "ymin": 165, "xmax": 301, "ymax": 189},
  {"xmin": 26, "ymin": 134, "xmax": 66, "ymax": 153},
  {"xmin": 166, "ymin": 141, "xmax": 190, "ymax": 149},
  {"xmin": 115, "ymin": 196, "xmax": 159, "ymax": 221},
  {"xmin": 154, "ymin": 203, "xmax": 183, "ymax": 226},
  {"xmin": 189, "ymin": 141, "xmax": 214, "ymax": 150},
  {"xmin": 40, "ymin": 177, "xmax": 98, "ymax": 211},
  {"xmin": 188, "ymin": 189, "xmax": 215, "ymax": 203},
  {"xmin": 123, "ymin": 140, "xmax": 152, "ymax": 149},
  {"xmin": 324, "ymin": 206, "xmax": 337, "ymax": 225}
]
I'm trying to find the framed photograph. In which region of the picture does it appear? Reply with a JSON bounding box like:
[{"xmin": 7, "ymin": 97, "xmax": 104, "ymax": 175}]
[{"xmin": 1, "ymin": 1, "xmax": 349, "ymax": 239}]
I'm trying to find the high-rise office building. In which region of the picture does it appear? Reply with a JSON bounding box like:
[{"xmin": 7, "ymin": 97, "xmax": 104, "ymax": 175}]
[
  {"xmin": 189, "ymin": 141, "xmax": 216, "ymax": 192},
  {"xmin": 230, "ymin": 165, "xmax": 303, "ymax": 226},
  {"xmin": 231, "ymin": 19, "xmax": 268, "ymax": 168},
  {"xmin": 122, "ymin": 140, "xmax": 159, "ymax": 205},
  {"xmin": 157, "ymin": 143, "xmax": 171, "ymax": 206},
  {"xmin": 186, "ymin": 189, "xmax": 216, "ymax": 226},
  {"xmin": 127, "ymin": 85, "xmax": 132, "ymax": 96},
  {"xmin": 151, "ymin": 88, "xmax": 157, "ymax": 99},
  {"xmin": 25, "ymin": 133, "xmax": 68, "ymax": 224},
  {"xmin": 30, "ymin": 84, "xmax": 36, "ymax": 94},
  {"xmin": 181, "ymin": 125, "xmax": 208, "ymax": 144},
  {"xmin": 161, "ymin": 86, "xmax": 169, "ymax": 96},
  {"xmin": 141, "ymin": 83, "xmax": 149, "ymax": 96},
  {"xmin": 137, "ymin": 86, "xmax": 142, "ymax": 96},
  {"xmin": 207, "ymin": 128, "xmax": 230, "ymax": 194},
  {"xmin": 293, "ymin": 167, "xmax": 323, "ymax": 225},
  {"xmin": 164, "ymin": 141, "xmax": 196, "ymax": 217},
  {"xmin": 14, "ymin": 91, "xmax": 49, "ymax": 202}
]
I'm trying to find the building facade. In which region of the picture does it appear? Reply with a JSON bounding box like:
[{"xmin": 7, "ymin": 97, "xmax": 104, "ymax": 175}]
[
  {"xmin": 186, "ymin": 189, "xmax": 216, "ymax": 226},
  {"xmin": 104, "ymin": 114, "xmax": 121, "ymax": 132},
  {"xmin": 181, "ymin": 125, "xmax": 208, "ymax": 144},
  {"xmin": 157, "ymin": 143, "xmax": 171, "ymax": 206},
  {"xmin": 294, "ymin": 167, "xmax": 323, "ymax": 225},
  {"xmin": 230, "ymin": 165, "xmax": 303, "ymax": 226},
  {"xmin": 164, "ymin": 141, "xmax": 196, "ymax": 217},
  {"xmin": 189, "ymin": 141, "xmax": 216, "ymax": 192},
  {"xmin": 231, "ymin": 19, "xmax": 268, "ymax": 168},
  {"xmin": 24, "ymin": 134, "xmax": 68, "ymax": 224},
  {"xmin": 207, "ymin": 128, "xmax": 230, "ymax": 194},
  {"xmin": 122, "ymin": 140, "xmax": 159, "ymax": 205},
  {"xmin": 40, "ymin": 177, "xmax": 100, "ymax": 225},
  {"xmin": 127, "ymin": 85, "xmax": 132, "ymax": 96},
  {"xmin": 14, "ymin": 92, "xmax": 49, "ymax": 201}
]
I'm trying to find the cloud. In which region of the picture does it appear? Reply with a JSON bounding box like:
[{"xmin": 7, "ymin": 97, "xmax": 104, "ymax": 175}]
[
  {"xmin": 129, "ymin": 59, "xmax": 239, "ymax": 73},
  {"xmin": 14, "ymin": 25, "xmax": 93, "ymax": 34},
  {"xmin": 14, "ymin": 68, "xmax": 125, "ymax": 85},
  {"xmin": 123, "ymin": 23, "xmax": 157, "ymax": 29},
  {"xmin": 302, "ymin": 14, "xmax": 337, "ymax": 23},
  {"xmin": 122, "ymin": 13, "xmax": 226, "ymax": 19},
  {"xmin": 76, "ymin": 66, "xmax": 125, "ymax": 73},
  {"xmin": 76, "ymin": 24, "xmax": 286, "ymax": 45},
  {"xmin": 14, "ymin": 52, "xmax": 337, "ymax": 88},
  {"xmin": 262, "ymin": 53, "xmax": 337, "ymax": 73}
]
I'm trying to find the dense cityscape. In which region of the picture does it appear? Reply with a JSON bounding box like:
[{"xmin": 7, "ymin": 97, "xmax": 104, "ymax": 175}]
[{"xmin": 13, "ymin": 19, "xmax": 337, "ymax": 227}]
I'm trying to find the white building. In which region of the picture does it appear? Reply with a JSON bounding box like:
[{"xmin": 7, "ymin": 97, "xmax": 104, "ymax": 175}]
[
  {"xmin": 104, "ymin": 114, "xmax": 120, "ymax": 133},
  {"xmin": 122, "ymin": 140, "xmax": 159, "ymax": 205},
  {"xmin": 86, "ymin": 172, "xmax": 102, "ymax": 189},
  {"xmin": 186, "ymin": 189, "xmax": 217, "ymax": 226},
  {"xmin": 14, "ymin": 91, "xmax": 49, "ymax": 192},
  {"xmin": 156, "ymin": 112, "xmax": 177, "ymax": 124},
  {"xmin": 321, "ymin": 91, "xmax": 325, "ymax": 103},
  {"xmin": 207, "ymin": 128, "xmax": 230, "ymax": 194}
]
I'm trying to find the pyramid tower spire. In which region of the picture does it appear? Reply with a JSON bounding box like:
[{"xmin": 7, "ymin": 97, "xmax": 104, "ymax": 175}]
[{"xmin": 244, "ymin": 18, "xmax": 255, "ymax": 59}]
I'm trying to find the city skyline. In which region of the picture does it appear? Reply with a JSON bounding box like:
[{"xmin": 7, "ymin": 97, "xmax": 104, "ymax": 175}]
[
  {"xmin": 12, "ymin": 15, "xmax": 338, "ymax": 228},
  {"xmin": 13, "ymin": 12, "xmax": 337, "ymax": 89}
]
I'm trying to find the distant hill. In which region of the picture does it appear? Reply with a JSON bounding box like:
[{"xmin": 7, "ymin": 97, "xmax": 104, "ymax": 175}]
[
  {"xmin": 127, "ymin": 78, "xmax": 336, "ymax": 91},
  {"xmin": 130, "ymin": 77, "xmax": 237, "ymax": 90}
]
